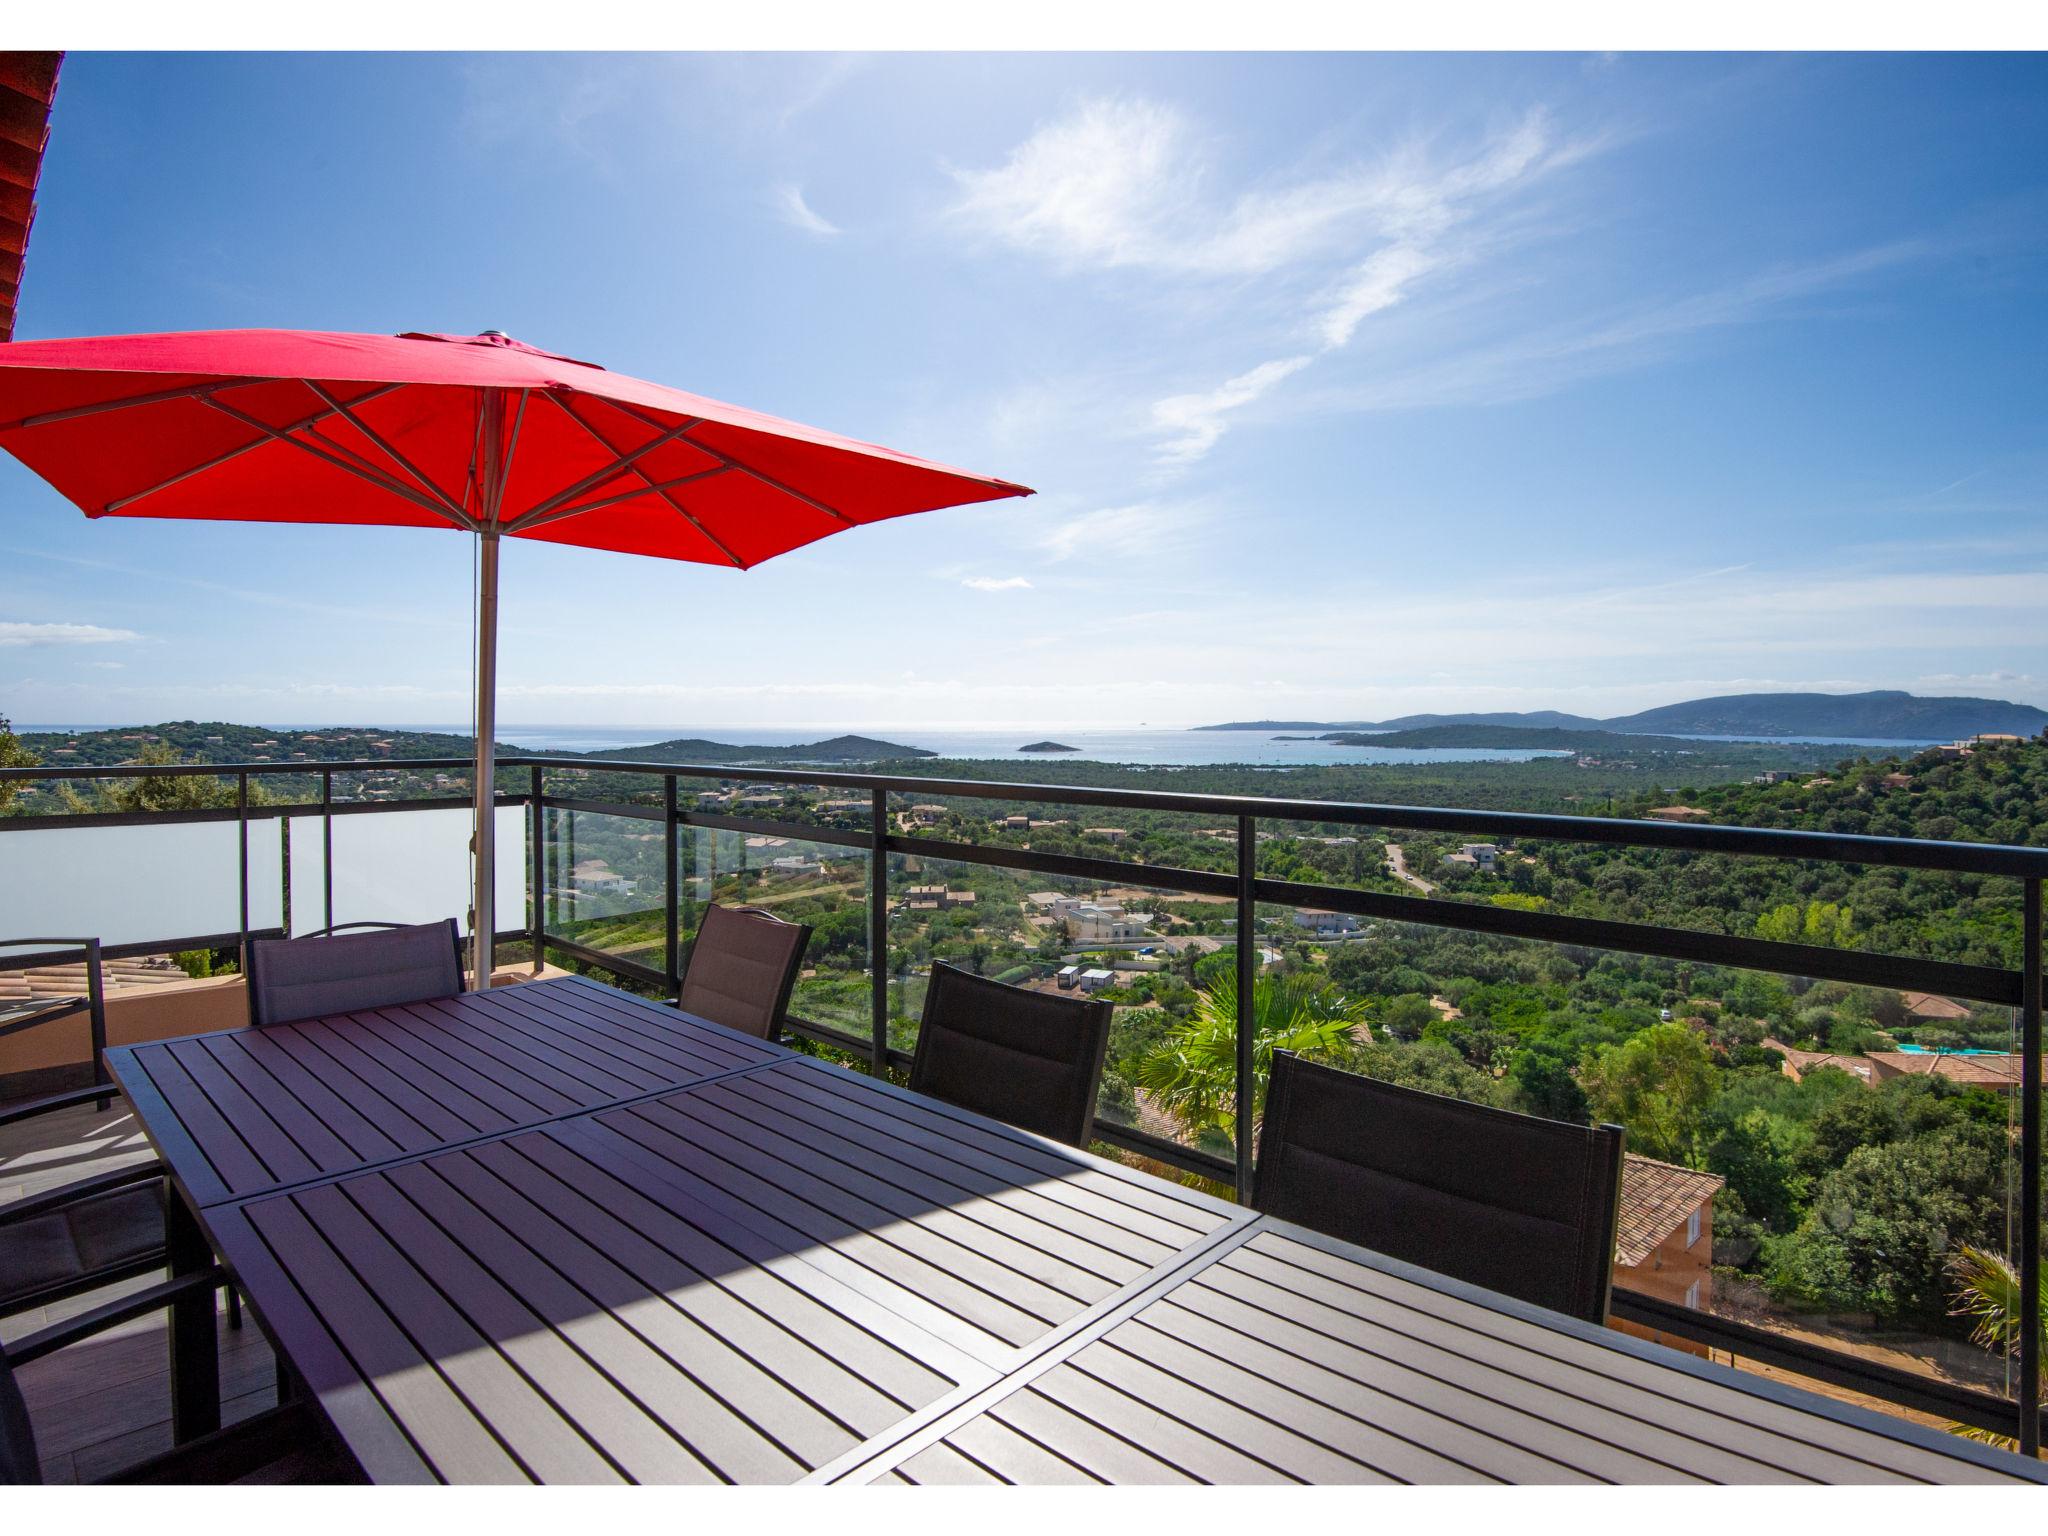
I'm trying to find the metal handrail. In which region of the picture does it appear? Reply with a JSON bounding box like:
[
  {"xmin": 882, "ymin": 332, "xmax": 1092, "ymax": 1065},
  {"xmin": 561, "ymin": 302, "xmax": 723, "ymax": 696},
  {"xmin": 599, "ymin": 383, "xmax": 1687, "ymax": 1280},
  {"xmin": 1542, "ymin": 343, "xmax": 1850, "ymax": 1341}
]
[{"xmin": 0, "ymin": 749, "xmax": 2040, "ymax": 1449}]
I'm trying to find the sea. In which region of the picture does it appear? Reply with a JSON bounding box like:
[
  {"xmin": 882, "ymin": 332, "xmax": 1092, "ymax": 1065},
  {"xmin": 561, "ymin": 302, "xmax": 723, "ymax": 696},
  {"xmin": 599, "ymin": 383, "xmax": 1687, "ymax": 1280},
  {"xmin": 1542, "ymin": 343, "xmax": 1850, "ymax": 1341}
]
[{"xmin": 17, "ymin": 723, "xmax": 1945, "ymax": 769}]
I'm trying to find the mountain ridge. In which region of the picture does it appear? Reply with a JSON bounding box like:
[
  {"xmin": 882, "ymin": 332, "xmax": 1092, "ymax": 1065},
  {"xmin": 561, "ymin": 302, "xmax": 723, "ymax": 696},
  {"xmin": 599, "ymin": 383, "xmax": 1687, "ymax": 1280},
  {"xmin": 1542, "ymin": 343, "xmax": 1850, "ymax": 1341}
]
[{"xmin": 1199, "ymin": 691, "xmax": 2048, "ymax": 740}]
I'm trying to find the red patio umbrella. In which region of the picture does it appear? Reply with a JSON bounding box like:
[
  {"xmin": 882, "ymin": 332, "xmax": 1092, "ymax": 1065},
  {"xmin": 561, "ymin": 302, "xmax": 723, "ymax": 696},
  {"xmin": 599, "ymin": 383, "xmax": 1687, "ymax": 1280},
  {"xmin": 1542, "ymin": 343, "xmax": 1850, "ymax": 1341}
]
[{"xmin": 0, "ymin": 328, "xmax": 1031, "ymax": 978}]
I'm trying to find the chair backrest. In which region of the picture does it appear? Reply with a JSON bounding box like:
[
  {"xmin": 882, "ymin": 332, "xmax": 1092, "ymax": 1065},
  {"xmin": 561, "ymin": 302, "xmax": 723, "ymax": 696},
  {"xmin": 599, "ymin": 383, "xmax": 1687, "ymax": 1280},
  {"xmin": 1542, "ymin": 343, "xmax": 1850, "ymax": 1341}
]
[
  {"xmin": 1254, "ymin": 1051, "xmax": 1626, "ymax": 1324},
  {"xmin": 244, "ymin": 919, "xmax": 464, "ymax": 1028},
  {"xmin": 0, "ymin": 1353, "xmax": 38, "ymax": 1485},
  {"xmin": 909, "ymin": 963, "xmax": 1114, "ymax": 1148},
  {"xmin": 676, "ymin": 904, "xmax": 811, "ymax": 1041}
]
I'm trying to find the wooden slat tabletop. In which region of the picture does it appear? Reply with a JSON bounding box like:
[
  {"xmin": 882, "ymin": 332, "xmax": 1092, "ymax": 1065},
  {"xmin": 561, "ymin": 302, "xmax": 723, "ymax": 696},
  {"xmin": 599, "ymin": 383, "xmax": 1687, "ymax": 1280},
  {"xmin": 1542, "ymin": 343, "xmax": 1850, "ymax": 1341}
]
[
  {"xmin": 194, "ymin": 1056, "xmax": 1244, "ymax": 1484},
  {"xmin": 857, "ymin": 1223, "xmax": 2048, "ymax": 1486},
  {"xmin": 560, "ymin": 1059, "xmax": 1241, "ymax": 1369},
  {"xmin": 104, "ymin": 975, "xmax": 784, "ymax": 1205}
]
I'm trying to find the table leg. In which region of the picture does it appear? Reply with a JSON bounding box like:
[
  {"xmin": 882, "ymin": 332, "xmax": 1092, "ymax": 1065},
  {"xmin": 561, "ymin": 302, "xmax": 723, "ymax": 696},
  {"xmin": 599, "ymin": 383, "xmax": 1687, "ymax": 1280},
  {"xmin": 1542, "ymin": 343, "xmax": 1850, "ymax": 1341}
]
[{"xmin": 166, "ymin": 1193, "xmax": 221, "ymax": 1441}]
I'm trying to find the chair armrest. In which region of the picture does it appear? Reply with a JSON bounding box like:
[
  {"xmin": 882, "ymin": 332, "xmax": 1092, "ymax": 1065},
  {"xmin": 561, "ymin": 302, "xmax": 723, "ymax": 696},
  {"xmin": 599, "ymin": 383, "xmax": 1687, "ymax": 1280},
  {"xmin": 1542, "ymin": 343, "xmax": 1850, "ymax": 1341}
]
[
  {"xmin": 0, "ymin": 1081, "xmax": 127, "ymax": 1128},
  {"xmin": 0, "ymin": 1159, "xmax": 164, "ymax": 1227},
  {"xmin": 4, "ymin": 1267, "xmax": 226, "ymax": 1367}
]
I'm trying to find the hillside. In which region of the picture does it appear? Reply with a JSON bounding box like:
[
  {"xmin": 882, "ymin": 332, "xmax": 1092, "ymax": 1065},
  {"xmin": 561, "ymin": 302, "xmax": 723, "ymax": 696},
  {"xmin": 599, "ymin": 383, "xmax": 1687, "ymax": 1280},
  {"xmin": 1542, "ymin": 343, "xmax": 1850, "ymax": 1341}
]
[
  {"xmin": 1321, "ymin": 725, "xmax": 1696, "ymax": 751},
  {"xmin": 17, "ymin": 720, "xmax": 485, "ymax": 768},
  {"xmin": 1203, "ymin": 690, "xmax": 2048, "ymax": 741},
  {"xmin": 565, "ymin": 733, "xmax": 933, "ymax": 765},
  {"xmin": 1603, "ymin": 690, "xmax": 2048, "ymax": 740},
  {"xmin": 10, "ymin": 722, "xmax": 935, "ymax": 773}
]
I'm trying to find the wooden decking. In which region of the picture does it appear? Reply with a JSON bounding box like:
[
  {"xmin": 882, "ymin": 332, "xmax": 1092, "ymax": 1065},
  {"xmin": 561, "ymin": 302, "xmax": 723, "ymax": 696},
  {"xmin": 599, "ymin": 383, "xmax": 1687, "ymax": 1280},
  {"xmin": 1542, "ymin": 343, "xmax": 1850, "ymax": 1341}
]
[{"xmin": 0, "ymin": 1097, "xmax": 279, "ymax": 1484}]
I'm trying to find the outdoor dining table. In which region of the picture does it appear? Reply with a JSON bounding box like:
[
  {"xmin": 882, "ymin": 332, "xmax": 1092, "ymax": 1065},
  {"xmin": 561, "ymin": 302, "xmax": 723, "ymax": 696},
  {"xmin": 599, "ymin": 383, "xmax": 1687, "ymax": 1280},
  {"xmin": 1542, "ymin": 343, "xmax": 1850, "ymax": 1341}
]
[{"xmin": 102, "ymin": 974, "xmax": 2047, "ymax": 1486}]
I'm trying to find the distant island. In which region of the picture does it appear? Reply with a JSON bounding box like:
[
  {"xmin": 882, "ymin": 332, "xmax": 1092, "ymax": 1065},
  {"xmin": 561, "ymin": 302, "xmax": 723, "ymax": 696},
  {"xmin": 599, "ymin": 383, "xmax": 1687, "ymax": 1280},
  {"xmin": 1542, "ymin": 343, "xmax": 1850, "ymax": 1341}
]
[
  {"xmin": 1320, "ymin": 725, "xmax": 1705, "ymax": 752},
  {"xmin": 1202, "ymin": 691, "xmax": 2048, "ymax": 742},
  {"xmin": 1018, "ymin": 740, "xmax": 1079, "ymax": 753}
]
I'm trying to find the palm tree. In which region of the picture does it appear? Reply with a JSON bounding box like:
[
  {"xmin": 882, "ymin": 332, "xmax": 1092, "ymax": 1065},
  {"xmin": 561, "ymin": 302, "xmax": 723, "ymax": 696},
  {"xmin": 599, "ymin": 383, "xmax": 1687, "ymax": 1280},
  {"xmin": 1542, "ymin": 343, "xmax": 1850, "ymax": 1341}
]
[
  {"xmin": 1947, "ymin": 1244, "xmax": 2046, "ymax": 1450},
  {"xmin": 1133, "ymin": 968, "xmax": 1364, "ymax": 1144}
]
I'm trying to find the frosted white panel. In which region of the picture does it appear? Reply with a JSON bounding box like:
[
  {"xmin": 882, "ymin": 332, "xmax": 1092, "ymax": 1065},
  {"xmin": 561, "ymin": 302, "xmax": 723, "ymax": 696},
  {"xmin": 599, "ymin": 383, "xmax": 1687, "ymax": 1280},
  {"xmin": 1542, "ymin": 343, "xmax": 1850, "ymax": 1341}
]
[
  {"xmin": 287, "ymin": 805, "xmax": 526, "ymax": 936},
  {"xmin": 0, "ymin": 817, "xmax": 284, "ymax": 947}
]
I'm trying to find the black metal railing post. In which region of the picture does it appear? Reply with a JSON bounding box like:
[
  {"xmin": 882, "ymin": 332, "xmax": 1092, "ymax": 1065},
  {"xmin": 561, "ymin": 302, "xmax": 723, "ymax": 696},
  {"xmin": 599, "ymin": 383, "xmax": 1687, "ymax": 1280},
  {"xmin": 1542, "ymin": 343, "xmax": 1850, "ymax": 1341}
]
[
  {"xmin": 1235, "ymin": 813, "xmax": 1256, "ymax": 1203},
  {"xmin": 2021, "ymin": 876, "xmax": 2042, "ymax": 1457},
  {"xmin": 236, "ymin": 771, "xmax": 250, "ymax": 976},
  {"xmin": 320, "ymin": 767, "xmax": 334, "ymax": 934},
  {"xmin": 664, "ymin": 774, "xmax": 680, "ymax": 1000},
  {"xmin": 85, "ymin": 934, "xmax": 109, "ymax": 1111},
  {"xmin": 870, "ymin": 786, "xmax": 889, "ymax": 1075},
  {"xmin": 529, "ymin": 763, "xmax": 545, "ymax": 973}
]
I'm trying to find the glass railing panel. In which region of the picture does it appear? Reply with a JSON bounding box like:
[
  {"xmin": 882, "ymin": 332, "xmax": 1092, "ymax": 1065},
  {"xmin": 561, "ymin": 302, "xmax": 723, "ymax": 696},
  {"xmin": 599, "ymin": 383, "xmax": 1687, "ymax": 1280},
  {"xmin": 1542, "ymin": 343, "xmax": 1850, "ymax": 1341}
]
[
  {"xmin": 290, "ymin": 804, "xmax": 525, "ymax": 938},
  {"xmin": 675, "ymin": 827, "xmax": 871, "ymax": 1041},
  {"xmin": 1262, "ymin": 814, "xmax": 2032, "ymax": 978},
  {"xmin": 0, "ymin": 816, "xmax": 281, "ymax": 947},
  {"xmin": 537, "ymin": 807, "xmax": 667, "ymax": 973},
  {"xmin": 539, "ymin": 762, "xmax": 664, "ymax": 810}
]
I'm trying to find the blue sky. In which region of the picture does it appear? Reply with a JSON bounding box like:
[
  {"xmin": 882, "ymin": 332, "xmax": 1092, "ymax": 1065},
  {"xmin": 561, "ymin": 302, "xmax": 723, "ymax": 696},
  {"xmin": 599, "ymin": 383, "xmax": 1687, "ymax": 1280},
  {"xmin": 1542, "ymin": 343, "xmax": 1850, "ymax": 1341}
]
[{"xmin": 3, "ymin": 51, "xmax": 2045, "ymax": 730}]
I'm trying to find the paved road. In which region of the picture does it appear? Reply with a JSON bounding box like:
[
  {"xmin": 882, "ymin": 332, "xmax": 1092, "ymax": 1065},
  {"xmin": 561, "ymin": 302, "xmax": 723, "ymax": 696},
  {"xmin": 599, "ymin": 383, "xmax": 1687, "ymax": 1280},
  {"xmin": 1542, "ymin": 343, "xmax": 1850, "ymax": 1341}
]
[{"xmin": 1385, "ymin": 842, "xmax": 1435, "ymax": 894}]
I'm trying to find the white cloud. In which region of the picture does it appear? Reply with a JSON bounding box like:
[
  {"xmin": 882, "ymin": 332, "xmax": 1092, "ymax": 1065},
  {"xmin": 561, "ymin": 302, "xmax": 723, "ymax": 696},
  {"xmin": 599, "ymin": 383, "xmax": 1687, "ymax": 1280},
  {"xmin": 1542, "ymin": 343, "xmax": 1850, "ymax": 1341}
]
[
  {"xmin": 773, "ymin": 182, "xmax": 841, "ymax": 237},
  {"xmin": 1316, "ymin": 244, "xmax": 1440, "ymax": 349},
  {"xmin": 1149, "ymin": 356, "xmax": 1312, "ymax": 466},
  {"xmin": 0, "ymin": 621, "xmax": 141, "ymax": 647},
  {"xmin": 961, "ymin": 575, "xmax": 1033, "ymax": 592},
  {"xmin": 947, "ymin": 99, "xmax": 1583, "ymax": 467},
  {"xmin": 1034, "ymin": 501, "xmax": 1207, "ymax": 562}
]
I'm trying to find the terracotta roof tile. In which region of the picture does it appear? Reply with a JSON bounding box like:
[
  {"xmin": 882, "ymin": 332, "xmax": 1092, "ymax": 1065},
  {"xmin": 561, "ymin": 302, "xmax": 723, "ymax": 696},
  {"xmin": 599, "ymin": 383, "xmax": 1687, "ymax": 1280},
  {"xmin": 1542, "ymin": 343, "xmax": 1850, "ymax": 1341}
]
[{"xmin": 1616, "ymin": 1153, "xmax": 1722, "ymax": 1269}]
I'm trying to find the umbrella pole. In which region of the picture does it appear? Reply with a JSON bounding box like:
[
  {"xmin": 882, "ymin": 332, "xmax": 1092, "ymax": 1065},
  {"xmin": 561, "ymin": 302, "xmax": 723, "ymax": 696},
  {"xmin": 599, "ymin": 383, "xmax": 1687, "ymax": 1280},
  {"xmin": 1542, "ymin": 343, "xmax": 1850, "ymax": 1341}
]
[{"xmin": 472, "ymin": 529, "xmax": 500, "ymax": 989}]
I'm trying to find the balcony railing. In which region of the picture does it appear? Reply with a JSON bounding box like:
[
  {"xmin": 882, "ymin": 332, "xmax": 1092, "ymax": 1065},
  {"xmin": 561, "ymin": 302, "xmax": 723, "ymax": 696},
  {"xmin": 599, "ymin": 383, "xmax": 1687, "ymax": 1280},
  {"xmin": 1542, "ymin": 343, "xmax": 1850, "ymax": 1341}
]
[{"xmin": 2, "ymin": 750, "xmax": 2042, "ymax": 1450}]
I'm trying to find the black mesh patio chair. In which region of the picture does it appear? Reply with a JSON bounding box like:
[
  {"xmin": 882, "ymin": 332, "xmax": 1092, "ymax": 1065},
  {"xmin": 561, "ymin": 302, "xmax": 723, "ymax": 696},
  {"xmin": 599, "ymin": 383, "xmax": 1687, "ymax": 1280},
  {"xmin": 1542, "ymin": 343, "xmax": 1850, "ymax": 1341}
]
[
  {"xmin": 1, "ymin": 1266, "xmax": 357, "ymax": 1485},
  {"xmin": 244, "ymin": 919, "xmax": 465, "ymax": 1028},
  {"xmin": 909, "ymin": 963, "xmax": 1113, "ymax": 1148},
  {"xmin": 0, "ymin": 937, "xmax": 196, "ymax": 1329},
  {"xmin": 675, "ymin": 904, "xmax": 811, "ymax": 1042},
  {"xmin": 1254, "ymin": 1051, "xmax": 1626, "ymax": 1324}
]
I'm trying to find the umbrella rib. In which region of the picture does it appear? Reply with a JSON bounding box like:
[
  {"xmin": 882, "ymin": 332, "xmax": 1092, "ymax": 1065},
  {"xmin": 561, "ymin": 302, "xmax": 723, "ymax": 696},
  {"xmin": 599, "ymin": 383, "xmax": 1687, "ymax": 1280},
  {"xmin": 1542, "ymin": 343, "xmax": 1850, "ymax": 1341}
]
[
  {"xmin": 511, "ymin": 465, "xmax": 734, "ymax": 534},
  {"xmin": 530, "ymin": 391, "xmax": 746, "ymax": 566},
  {"xmin": 199, "ymin": 395, "xmax": 472, "ymax": 530},
  {"xmin": 299, "ymin": 419, "xmax": 478, "ymax": 525},
  {"xmin": 100, "ymin": 382, "xmax": 407, "ymax": 514},
  {"xmin": 0, "ymin": 376, "xmax": 282, "ymax": 433},
  {"xmin": 603, "ymin": 397, "xmax": 858, "ymax": 528},
  {"xmin": 303, "ymin": 381, "xmax": 473, "ymax": 524},
  {"xmin": 501, "ymin": 407, "xmax": 703, "ymax": 530}
]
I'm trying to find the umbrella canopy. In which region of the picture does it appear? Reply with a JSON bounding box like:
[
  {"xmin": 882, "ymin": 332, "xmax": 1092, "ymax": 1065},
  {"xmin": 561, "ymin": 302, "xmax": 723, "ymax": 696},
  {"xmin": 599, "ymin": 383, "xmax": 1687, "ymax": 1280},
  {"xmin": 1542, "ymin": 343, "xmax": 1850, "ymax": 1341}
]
[{"xmin": 0, "ymin": 328, "xmax": 1032, "ymax": 977}]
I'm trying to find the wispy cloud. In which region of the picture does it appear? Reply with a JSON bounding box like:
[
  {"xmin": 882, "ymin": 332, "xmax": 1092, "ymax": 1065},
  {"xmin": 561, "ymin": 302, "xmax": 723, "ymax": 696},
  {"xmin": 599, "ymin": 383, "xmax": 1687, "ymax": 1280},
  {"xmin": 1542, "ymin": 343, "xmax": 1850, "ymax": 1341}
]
[
  {"xmin": 961, "ymin": 575, "xmax": 1033, "ymax": 592},
  {"xmin": 0, "ymin": 621, "xmax": 142, "ymax": 647},
  {"xmin": 949, "ymin": 97, "xmax": 1596, "ymax": 467},
  {"xmin": 773, "ymin": 183, "xmax": 841, "ymax": 237},
  {"xmin": 1150, "ymin": 357, "xmax": 1312, "ymax": 466},
  {"xmin": 1034, "ymin": 501, "xmax": 1208, "ymax": 562},
  {"xmin": 1307, "ymin": 239, "xmax": 1937, "ymax": 417}
]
